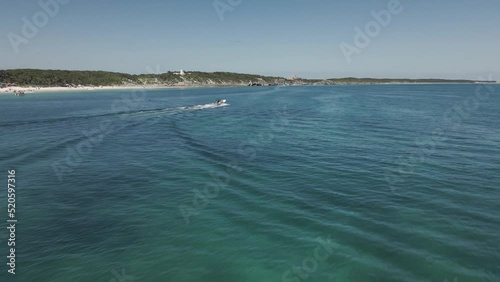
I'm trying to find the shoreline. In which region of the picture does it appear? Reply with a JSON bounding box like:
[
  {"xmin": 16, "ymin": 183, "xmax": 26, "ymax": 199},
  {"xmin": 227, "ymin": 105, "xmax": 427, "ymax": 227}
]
[
  {"xmin": 0, "ymin": 84, "xmax": 245, "ymax": 95},
  {"xmin": 1, "ymin": 82, "xmax": 497, "ymax": 95}
]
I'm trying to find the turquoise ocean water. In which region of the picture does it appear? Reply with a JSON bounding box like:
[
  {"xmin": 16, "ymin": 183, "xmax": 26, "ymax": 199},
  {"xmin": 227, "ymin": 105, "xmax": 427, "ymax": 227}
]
[{"xmin": 0, "ymin": 84, "xmax": 499, "ymax": 281}]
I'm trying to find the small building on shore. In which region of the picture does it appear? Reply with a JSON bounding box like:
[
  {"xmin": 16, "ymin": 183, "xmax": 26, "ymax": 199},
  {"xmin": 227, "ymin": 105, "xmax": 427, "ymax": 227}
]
[{"xmin": 174, "ymin": 70, "xmax": 186, "ymax": 76}]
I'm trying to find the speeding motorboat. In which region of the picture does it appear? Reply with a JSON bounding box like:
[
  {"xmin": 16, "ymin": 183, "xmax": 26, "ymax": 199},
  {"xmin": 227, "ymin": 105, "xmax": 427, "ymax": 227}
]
[{"xmin": 215, "ymin": 99, "xmax": 226, "ymax": 105}]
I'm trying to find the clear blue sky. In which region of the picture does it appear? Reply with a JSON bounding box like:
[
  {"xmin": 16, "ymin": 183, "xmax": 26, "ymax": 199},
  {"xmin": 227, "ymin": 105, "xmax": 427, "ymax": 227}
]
[{"xmin": 1, "ymin": 0, "xmax": 499, "ymax": 79}]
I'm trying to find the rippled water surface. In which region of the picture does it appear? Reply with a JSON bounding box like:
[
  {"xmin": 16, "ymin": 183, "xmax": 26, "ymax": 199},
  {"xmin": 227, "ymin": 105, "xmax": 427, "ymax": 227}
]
[{"xmin": 0, "ymin": 84, "xmax": 499, "ymax": 282}]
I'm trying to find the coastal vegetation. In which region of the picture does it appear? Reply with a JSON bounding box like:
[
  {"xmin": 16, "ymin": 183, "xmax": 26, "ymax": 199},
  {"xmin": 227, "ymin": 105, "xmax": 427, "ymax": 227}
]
[
  {"xmin": 305, "ymin": 77, "xmax": 486, "ymax": 85},
  {"xmin": 0, "ymin": 69, "xmax": 493, "ymax": 87},
  {"xmin": 0, "ymin": 69, "xmax": 281, "ymax": 87}
]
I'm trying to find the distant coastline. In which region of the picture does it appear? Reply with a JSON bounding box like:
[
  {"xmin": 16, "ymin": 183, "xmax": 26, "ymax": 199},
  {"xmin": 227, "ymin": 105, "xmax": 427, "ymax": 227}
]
[
  {"xmin": 0, "ymin": 69, "xmax": 497, "ymax": 95},
  {"xmin": 0, "ymin": 85, "xmax": 215, "ymax": 95}
]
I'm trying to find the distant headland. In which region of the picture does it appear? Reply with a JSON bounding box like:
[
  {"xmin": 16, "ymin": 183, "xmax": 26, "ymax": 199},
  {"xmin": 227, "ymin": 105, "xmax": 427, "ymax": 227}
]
[{"xmin": 0, "ymin": 69, "xmax": 496, "ymax": 94}]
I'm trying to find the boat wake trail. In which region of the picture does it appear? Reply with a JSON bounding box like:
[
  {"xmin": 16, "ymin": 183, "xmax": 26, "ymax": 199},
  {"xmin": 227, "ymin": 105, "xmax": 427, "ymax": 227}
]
[
  {"xmin": 0, "ymin": 102, "xmax": 229, "ymax": 128},
  {"xmin": 177, "ymin": 102, "xmax": 229, "ymax": 111}
]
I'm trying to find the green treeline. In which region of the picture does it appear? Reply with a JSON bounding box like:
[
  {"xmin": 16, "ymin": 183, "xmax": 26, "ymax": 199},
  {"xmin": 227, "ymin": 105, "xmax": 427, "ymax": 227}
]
[
  {"xmin": 0, "ymin": 69, "xmax": 489, "ymax": 87},
  {"xmin": 0, "ymin": 69, "xmax": 136, "ymax": 86},
  {"xmin": 0, "ymin": 69, "xmax": 281, "ymax": 86},
  {"xmin": 307, "ymin": 77, "xmax": 481, "ymax": 84}
]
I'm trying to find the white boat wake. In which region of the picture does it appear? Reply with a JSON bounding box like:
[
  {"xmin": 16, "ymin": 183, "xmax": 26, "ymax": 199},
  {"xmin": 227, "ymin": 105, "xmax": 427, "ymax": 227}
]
[
  {"xmin": 178, "ymin": 100, "xmax": 229, "ymax": 111},
  {"xmin": 106, "ymin": 100, "xmax": 229, "ymax": 124}
]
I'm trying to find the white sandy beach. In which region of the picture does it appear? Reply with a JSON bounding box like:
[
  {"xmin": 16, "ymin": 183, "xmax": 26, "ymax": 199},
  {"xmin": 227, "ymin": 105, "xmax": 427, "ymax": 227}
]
[
  {"xmin": 2, "ymin": 82, "xmax": 497, "ymax": 95},
  {"xmin": 0, "ymin": 84, "xmax": 215, "ymax": 95}
]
